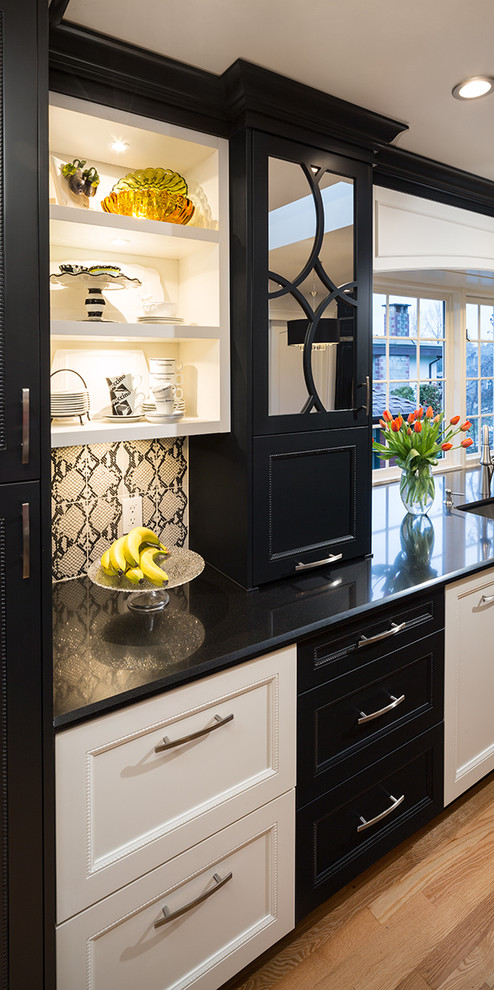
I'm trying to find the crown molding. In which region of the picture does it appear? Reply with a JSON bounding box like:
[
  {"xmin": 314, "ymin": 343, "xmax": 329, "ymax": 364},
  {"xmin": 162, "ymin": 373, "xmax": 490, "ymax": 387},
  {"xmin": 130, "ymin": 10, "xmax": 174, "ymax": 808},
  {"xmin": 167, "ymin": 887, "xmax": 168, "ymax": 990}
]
[
  {"xmin": 49, "ymin": 22, "xmax": 229, "ymax": 136},
  {"xmin": 222, "ymin": 59, "xmax": 407, "ymax": 158},
  {"xmin": 49, "ymin": 22, "xmax": 406, "ymax": 156},
  {"xmin": 374, "ymin": 145, "xmax": 494, "ymax": 217}
]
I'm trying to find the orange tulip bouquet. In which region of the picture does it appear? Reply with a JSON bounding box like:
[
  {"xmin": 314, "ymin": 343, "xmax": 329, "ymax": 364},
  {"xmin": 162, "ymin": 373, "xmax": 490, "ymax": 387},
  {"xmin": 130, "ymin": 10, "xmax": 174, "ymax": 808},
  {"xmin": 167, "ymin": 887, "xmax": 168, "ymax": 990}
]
[{"xmin": 373, "ymin": 406, "xmax": 473, "ymax": 514}]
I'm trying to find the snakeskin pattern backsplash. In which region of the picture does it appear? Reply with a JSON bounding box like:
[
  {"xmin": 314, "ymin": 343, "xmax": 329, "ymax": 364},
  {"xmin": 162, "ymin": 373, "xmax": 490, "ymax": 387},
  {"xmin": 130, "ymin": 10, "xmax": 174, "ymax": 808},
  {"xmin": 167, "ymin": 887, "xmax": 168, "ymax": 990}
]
[{"xmin": 51, "ymin": 438, "xmax": 188, "ymax": 581}]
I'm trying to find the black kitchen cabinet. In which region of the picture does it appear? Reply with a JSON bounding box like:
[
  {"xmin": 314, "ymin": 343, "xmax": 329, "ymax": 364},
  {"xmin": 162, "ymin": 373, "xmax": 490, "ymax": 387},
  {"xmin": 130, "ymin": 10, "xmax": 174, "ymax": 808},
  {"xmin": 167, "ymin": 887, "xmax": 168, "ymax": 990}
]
[
  {"xmin": 190, "ymin": 128, "xmax": 373, "ymax": 588},
  {"xmin": 296, "ymin": 590, "xmax": 445, "ymax": 921},
  {"xmin": 0, "ymin": 1, "xmax": 50, "ymax": 987}
]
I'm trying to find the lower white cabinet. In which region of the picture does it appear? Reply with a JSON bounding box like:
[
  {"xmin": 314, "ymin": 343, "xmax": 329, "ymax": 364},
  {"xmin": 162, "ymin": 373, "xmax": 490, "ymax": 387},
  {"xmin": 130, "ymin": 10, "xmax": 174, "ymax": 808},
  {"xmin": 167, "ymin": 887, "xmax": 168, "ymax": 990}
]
[
  {"xmin": 445, "ymin": 565, "xmax": 494, "ymax": 804},
  {"xmin": 56, "ymin": 646, "xmax": 297, "ymax": 989},
  {"xmin": 57, "ymin": 791, "xmax": 295, "ymax": 990},
  {"xmin": 56, "ymin": 645, "xmax": 296, "ymax": 921}
]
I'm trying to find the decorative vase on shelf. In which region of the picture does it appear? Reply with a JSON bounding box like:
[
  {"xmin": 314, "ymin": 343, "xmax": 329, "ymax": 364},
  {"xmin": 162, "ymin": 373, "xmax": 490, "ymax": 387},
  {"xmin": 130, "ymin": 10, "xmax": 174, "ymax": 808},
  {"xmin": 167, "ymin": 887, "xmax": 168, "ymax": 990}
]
[{"xmin": 399, "ymin": 463, "xmax": 435, "ymax": 516}]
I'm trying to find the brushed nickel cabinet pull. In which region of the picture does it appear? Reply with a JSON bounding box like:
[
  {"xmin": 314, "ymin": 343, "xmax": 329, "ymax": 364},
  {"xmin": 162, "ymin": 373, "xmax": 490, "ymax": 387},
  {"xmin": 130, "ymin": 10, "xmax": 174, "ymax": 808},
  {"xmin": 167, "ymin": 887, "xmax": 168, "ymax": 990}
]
[
  {"xmin": 360, "ymin": 375, "xmax": 370, "ymax": 415},
  {"xmin": 154, "ymin": 712, "xmax": 234, "ymax": 753},
  {"xmin": 295, "ymin": 553, "xmax": 343, "ymax": 572},
  {"xmin": 479, "ymin": 594, "xmax": 494, "ymax": 606},
  {"xmin": 358, "ymin": 621, "xmax": 406, "ymax": 648},
  {"xmin": 21, "ymin": 388, "xmax": 29, "ymax": 465},
  {"xmin": 357, "ymin": 793, "xmax": 404, "ymax": 833},
  {"xmin": 154, "ymin": 871, "xmax": 233, "ymax": 928},
  {"xmin": 357, "ymin": 694, "xmax": 405, "ymax": 725},
  {"xmin": 22, "ymin": 503, "xmax": 30, "ymax": 579}
]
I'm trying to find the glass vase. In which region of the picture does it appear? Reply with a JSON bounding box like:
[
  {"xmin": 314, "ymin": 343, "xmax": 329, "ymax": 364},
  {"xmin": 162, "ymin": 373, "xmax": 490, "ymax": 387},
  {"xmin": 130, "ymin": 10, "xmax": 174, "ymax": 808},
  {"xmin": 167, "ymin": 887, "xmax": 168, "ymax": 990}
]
[{"xmin": 399, "ymin": 463, "xmax": 435, "ymax": 516}]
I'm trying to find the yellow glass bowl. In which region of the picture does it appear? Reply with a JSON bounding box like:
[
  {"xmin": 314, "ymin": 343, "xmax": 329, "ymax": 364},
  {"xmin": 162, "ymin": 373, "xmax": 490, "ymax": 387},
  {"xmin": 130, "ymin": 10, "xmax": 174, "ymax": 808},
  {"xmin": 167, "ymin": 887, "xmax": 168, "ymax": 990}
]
[{"xmin": 101, "ymin": 188, "xmax": 195, "ymax": 225}]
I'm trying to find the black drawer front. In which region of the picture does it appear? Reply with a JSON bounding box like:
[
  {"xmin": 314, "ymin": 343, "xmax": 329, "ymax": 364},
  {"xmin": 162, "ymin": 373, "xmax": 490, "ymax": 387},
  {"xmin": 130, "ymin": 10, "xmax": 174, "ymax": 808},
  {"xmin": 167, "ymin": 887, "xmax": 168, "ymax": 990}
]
[
  {"xmin": 297, "ymin": 631, "xmax": 443, "ymax": 805},
  {"xmin": 296, "ymin": 725, "xmax": 443, "ymax": 921},
  {"xmin": 298, "ymin": 588, "xmax": 444, "ymax": 693}
]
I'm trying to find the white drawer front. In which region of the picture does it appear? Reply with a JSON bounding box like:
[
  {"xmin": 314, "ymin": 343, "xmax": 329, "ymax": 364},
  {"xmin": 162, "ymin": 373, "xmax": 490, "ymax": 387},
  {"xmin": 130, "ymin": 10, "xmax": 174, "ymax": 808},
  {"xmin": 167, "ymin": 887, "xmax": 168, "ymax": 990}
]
[
  {"xmin": 56, "ymin": 646, "xmax": 296, "ymax": 921},
  {"xmin": 57, "ymin": 791, "xmax": 295, "ymax": 990}
]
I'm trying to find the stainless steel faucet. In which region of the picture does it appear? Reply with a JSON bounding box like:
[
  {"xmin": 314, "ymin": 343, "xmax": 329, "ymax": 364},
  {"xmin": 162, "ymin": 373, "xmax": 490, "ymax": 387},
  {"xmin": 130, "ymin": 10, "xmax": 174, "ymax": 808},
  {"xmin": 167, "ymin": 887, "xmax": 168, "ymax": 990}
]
[{"xmin": 480, "ymin": 424, "xmax": 494, "ymax": 496}]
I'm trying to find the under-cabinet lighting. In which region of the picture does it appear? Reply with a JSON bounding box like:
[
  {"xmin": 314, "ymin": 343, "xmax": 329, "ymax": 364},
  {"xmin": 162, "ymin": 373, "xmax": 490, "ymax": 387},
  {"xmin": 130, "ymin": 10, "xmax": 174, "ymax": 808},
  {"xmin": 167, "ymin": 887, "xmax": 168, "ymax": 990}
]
[
  {"xmin": 111, "ymin": 238, "xmax": 131, "ymax": 247},
  {"xmin": 110, "ymin": 138, "xmax": 129, "ymax": 153},
  {"xmin": 452, "ymin": 76, "xmax": 494, "ymax": 100}
]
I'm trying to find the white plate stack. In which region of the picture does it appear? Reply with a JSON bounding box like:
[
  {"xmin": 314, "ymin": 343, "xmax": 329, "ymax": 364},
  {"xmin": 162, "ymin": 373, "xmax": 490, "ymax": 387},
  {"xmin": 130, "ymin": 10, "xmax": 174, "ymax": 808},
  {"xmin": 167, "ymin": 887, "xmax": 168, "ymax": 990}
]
[{"xmin": 51, "ymin": 388, "xmax": 90, "ymax": 420}]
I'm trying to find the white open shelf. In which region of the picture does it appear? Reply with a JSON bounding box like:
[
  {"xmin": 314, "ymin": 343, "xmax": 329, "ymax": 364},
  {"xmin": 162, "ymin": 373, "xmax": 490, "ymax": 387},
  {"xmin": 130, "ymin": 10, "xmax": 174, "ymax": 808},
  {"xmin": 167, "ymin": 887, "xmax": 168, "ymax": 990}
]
[
  {"xmin": 51, "ymin": 320, "xmax": 220, "ymax": 341},
  {"xmin": 51, "ymin": 415, "xmax": 222, "ymax": 448},
  {"xmin": 50, "ymin": 206, "xmax": 219, "ymax": 260},
  {"xmin": 49, "ymin": 92, "xmax": 230, "ymax": 448}
]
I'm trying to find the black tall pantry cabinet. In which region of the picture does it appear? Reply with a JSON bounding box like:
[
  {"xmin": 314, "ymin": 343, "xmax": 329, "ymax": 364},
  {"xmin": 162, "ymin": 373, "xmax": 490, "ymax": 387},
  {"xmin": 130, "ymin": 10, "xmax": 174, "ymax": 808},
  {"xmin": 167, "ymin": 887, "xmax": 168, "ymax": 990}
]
[
  {"xmin": 0, "ymin": 2, "xmax": 50, "ymax": 987},
  {"xmin": 190, "ymin": 129, "xmax": 373, "ymax": 588}
]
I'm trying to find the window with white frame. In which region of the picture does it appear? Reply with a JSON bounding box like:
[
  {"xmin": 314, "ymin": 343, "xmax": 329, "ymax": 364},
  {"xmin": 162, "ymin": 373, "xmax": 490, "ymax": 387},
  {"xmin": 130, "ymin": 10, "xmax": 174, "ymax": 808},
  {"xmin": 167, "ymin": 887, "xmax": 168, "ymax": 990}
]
[
  {"xmin": 372, "ymin": 291, "xmax": 446, "ymax": 474},
  {"xmin": 465, "ymin": 299, "xmax": 494, "ymax": 455}
]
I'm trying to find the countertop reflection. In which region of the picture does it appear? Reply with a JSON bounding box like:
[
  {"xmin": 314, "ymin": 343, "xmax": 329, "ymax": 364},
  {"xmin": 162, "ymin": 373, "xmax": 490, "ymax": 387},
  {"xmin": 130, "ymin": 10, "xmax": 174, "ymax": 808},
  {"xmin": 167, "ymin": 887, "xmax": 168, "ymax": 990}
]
[{"xmin": 53, "ymin": 468, "xmax": 494, "ymax": 727}]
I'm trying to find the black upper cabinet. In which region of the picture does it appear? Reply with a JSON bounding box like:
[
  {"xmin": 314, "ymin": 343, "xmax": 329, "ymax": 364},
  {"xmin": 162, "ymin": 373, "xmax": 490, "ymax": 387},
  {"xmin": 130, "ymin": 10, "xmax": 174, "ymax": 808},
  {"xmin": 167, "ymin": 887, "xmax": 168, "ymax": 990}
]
[
  {"xmin": 250, "ymin": 132, "xmax": 372, "ymax": 436},
  {"xmin": 190, "ymin": 127, "xmax": 373, "ymax": 588},
  {"xmin": 0, "ymin": 0, "xmax": 45, "ymax": 484}
]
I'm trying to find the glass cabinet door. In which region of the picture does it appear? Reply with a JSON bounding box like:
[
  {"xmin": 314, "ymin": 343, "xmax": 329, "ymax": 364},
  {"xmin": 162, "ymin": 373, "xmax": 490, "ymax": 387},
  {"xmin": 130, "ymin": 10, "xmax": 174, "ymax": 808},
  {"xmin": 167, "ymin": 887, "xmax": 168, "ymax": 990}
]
[{"xmin": 252, "ymin": 134, "xmax": 372, "ymax": 435}]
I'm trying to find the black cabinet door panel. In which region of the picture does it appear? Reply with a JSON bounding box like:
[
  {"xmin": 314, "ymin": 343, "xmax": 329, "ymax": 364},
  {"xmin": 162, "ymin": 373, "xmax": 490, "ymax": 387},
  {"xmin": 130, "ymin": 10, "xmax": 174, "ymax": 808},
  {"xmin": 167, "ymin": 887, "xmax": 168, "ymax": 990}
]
[
  {"xmin": 0, "ymin": 1, "xmax": 45, "ymax": 483},
  {"xmin": 0, "ymin": 481, "xmax": 43, "ymax": 988},
  {"xmin": 252, "ymin": 427, "xmax": 371, "ymax": 584}
]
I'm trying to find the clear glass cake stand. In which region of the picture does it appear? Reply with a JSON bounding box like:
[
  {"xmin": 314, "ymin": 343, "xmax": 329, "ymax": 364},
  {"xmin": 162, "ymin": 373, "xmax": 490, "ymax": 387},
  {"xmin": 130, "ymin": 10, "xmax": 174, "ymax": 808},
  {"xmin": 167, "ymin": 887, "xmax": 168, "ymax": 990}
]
[{"xmin": 88, "ymin": 548, "xmax": 205, "ymax": 613}]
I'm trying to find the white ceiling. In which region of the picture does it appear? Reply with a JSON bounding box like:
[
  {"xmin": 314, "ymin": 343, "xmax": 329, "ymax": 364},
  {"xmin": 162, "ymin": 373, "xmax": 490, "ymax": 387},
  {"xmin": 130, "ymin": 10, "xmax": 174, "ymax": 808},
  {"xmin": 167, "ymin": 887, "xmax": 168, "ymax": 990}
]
[{"xmin": 65, "ymin": 0, "xmax": 494, "ymax": 182}]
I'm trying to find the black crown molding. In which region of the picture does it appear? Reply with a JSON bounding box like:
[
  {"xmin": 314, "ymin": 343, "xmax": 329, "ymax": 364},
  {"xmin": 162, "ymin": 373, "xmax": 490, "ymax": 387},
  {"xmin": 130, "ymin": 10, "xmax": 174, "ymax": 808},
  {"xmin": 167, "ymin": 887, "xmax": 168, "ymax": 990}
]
[
  {"xmin": 48, "ymin": 22, "xmax": 229, "ymax": 137},
  {"xmin": 375, "ymin": 145, "xmax": 494, "ymax": 218},
  {"xmin": 49, "ymin": 21, "xmax": 406, "ymax": 158},
  {"xmin": 222, "ymin": 59, "xmax": 407, "ymax": 159},
  {"xmin": 48, "ymin": 0, "xmax": 70, "ymax": 29}
]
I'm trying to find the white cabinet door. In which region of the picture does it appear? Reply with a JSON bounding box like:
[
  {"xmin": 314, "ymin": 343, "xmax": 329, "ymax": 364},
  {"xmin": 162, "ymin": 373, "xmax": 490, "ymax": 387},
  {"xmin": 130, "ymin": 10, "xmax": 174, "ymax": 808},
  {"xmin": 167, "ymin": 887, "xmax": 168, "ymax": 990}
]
[
  {"xmin": 57, "ymin": 791, "xmax": 295, "ymax": 990},
  {"xmin": 56, "ymin": 645, "xmax": 296, "ymax": 921},
  {"xmin": 445, "ymin": 566, "xmax": 494, "ymax": 804}
]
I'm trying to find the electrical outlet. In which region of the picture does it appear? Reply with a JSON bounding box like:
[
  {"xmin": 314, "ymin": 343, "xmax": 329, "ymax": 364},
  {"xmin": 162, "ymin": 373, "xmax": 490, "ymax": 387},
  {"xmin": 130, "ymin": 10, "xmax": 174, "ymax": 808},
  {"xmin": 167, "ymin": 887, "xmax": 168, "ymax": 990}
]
[{"xmin": 122, "ymin": 495, "xmax": 142, "ymax": 533}]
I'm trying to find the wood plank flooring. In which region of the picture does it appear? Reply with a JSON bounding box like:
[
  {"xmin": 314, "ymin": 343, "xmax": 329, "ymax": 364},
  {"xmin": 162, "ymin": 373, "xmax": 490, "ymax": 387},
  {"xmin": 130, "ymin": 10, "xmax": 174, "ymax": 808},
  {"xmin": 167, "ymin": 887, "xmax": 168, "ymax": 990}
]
[{"xmin": 220, "ymin": 775, "xmax": 494, "ymax": 990}]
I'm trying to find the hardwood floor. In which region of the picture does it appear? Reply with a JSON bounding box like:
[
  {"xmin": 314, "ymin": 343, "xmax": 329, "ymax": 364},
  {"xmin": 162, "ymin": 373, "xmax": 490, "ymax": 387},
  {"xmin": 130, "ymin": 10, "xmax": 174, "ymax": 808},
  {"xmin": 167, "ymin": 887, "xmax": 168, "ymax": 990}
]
[{"xmin": 221, "ymin": 775, "xmax": 494, "ymax": 990}]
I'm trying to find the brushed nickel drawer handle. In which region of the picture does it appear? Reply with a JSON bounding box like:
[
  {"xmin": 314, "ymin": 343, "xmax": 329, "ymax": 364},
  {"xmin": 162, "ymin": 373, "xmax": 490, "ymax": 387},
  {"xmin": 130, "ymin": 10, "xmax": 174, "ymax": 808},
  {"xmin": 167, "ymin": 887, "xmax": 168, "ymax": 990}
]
[
  {"xmin": 154, "ymin": 712, "xmax": 234, "ymax": 753},
  {"xmin": 357, "ymin": 793, "xmax": 404, "ymax": 833},
  {"xmin": 358, "ymin": 621, "xmax": 406, "ymax": 648},
  {"xmin": 22, "ymin": 503, "xmax": 30, "ymax": 579},
  {"xmin": 154, "ymin": 871, "xmax": 233, "ymax": 928},
  {"xmin": 357, "ymin": 694, "xmax": 405, "ymax": 725},
  {"xmin": 295, "ymin": 553, "xmax": 343, "ymax": 572},
  {"xmin": 479, "ymin": 594, "xmax": 494, "ymax": 606},
  {"xmin": 21, "ymin": 388, "xmax": 30, "ymax": 465}
]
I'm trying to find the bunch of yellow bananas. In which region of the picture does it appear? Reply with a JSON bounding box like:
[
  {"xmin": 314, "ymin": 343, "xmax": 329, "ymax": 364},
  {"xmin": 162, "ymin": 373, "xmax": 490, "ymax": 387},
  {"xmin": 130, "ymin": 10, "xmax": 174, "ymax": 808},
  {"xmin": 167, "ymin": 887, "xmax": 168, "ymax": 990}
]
[{"xmin": 100, "ymin": 527, "xmax": 169, "ymax": 586}]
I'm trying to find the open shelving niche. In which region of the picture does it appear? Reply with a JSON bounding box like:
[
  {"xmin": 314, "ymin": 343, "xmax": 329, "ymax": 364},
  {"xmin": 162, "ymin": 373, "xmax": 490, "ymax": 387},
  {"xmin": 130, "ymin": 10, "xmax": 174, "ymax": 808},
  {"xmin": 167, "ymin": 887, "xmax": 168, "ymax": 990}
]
[{"xmin": 49, "ymin": 91, "xmax": 230, "ymax": 447}]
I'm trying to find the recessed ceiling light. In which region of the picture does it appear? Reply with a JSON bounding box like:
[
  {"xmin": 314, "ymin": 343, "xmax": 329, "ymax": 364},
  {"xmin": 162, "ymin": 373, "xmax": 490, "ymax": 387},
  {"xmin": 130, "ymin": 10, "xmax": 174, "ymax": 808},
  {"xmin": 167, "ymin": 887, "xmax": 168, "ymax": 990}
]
[
  {"xmin": 111, "ymin": 238, "xmax": 131, "ymax": 247},
  {"xmin": 452, "ymin": 76, "xmax": 494, "ymax": 100},
  {"xmin": 110, "ymin": 138, "xmax": 129, "ymax": 153}
]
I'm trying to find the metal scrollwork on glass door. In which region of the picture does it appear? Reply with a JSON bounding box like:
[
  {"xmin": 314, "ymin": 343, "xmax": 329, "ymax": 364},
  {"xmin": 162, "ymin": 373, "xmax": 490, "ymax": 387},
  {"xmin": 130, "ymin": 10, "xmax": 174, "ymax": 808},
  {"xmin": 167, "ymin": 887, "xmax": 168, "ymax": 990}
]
[{"xmin": 268, "ymin": 157, "xmax": 357, "ymax": 417}]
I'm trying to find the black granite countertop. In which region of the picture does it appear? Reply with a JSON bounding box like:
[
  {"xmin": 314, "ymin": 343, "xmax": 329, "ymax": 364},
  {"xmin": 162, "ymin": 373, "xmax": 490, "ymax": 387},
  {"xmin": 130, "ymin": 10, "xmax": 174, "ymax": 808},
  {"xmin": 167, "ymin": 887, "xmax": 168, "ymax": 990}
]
[{"xmin": 53, "ymin": 468, "xmax": 494, "ymax": 728}]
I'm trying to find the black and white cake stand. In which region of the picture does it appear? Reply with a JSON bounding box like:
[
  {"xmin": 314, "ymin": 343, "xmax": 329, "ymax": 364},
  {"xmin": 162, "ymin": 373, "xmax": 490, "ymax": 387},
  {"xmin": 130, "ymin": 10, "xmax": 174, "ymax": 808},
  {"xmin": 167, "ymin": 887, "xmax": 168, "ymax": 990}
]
[{"xmin": 50, "ymin": 270, "xmax": 142, "ymax": 321}]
